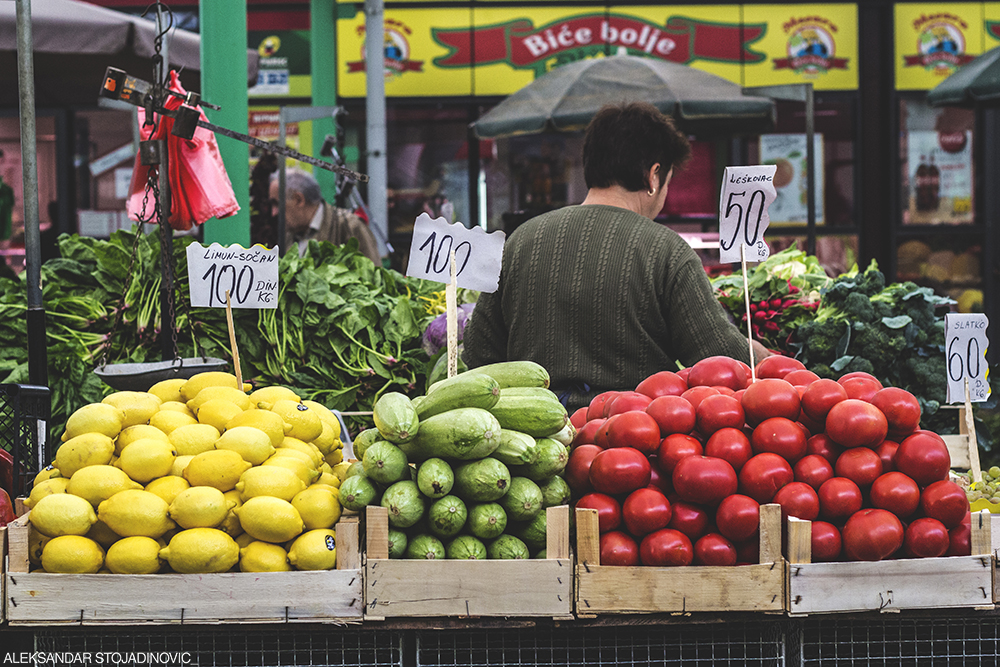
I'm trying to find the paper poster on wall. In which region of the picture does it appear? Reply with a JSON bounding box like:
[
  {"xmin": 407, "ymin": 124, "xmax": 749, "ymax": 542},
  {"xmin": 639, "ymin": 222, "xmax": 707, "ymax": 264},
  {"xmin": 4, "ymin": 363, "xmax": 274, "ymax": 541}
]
[
  {"xmin": 758, "ymin": 134, "xmax": 824, "ymax": 225},
  {"xmin": 905, "ymin": 130, "xmax": 974, "ymax": 225},
  {"xmin": 248, "ymin": 31, "xmax": 312, "ymax": 98}
]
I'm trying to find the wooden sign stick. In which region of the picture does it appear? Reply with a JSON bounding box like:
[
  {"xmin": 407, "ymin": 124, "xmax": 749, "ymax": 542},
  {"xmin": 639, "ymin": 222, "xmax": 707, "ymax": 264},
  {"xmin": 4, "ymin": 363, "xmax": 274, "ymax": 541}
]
[
  {"xmin": 741, "ymin": 244, "xmax": 757, "ymax": 382},
  {"xmin": 446, "ymin": 248, "xmax": 458, "ymax": 378},
  {"xmin": 965, "ymin": 377, "xmax": 982, "ymax": 484},
  {"xmin": 225, "ymin": 290, "xmax": 243, "ymax": 389}
]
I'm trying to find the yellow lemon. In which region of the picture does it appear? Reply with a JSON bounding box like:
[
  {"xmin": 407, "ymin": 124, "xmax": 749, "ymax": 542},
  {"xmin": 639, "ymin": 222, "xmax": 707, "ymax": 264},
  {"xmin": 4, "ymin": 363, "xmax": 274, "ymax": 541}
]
[
  {"xmin": 30, "ymin": 493, "xmax": 98, "ymax": 536},
  {"xmin": 291, "ymin": 487, "xmax": 341, "ymax": 530},
  {"xmin": 116, "ymin": 424, "xmax": 169, "ymax": 455},
  {"xmin": 33, "ymin": 465, "xmax": 61, "ymax": 486},
  {"xmin": 324, "ymin": 449, "xmax": 344, "ymax": 467},
  {"xmin": 148, "ymin": 378, "xmax": 186, "ymax": 404},
  {"xmin": 168, "ymin": 423, "xmax": 221, "ymax": 456},
  {"xmin": 186, "ymin": 386, "xmax": 252, "ymax": 414},
  {"xmin": 183, "ymin": 449, "xmax": 251, "ymax": 492},
  {"xmin": 55, "ymin": 432, "xmax": 115, "ymax": 477},
  {"xmin": 268, "ymin": 400, "xmax": 323, "ymax": 442},
  {"xmin": 303, "ymin": 399, "xmax": 340, "ymax": 429},
  {"xmin": 215, "ymin": 426, "xmax": 275, "ymax": 465},
  {"xmin": 287, "ymin": 529, "xmax": 337, "ymax": 571},
  {"xmin": 86, "ymin": 519, "xmax": 123, "ymax": 548},
  {"xmin": 149, "ymin": 410, "xmax": 198, "ymax": 434},
  {"xmin": 239, "ymin": 541, "xmax": 291, "ymax": 572},
  {"xmin": 144, "ymin": 475, "xmax": 191, "ymax": 505},
  {"xmin": 331, "ymin": 461, "xmax": 353, "ymax": 483},
  {"xmin": 197, "ymin": 399, "xmax": 244, "ymax": 432},
  {"xmin": 105, "ymin": 535, "xmax": 163, "ymax": 574},
  {"xmin": 315, "ymin": 472, "xmax": 341, "ymax": 488},
  {"xmin": 271, "ymin": 445, "xmax": 318, "ymax": 469},
  {"xmin": 24, "ymin": 477, "xmax": 69, "ymax": 509},
  {"xmin": 28, "ymin": 528, "xmax": 51, "ymax": 565},
  {"xmin": 41, "ymin": 535, "xmax": 104, "ymax": 573},
  {"xmin": 67, "ymin": 465, "xmax": 142, "ymax": 506},
  {"xmin": 97, "ymin": 489, "xmax": 175, "ymax": 538},
  {"xmin": 319, "ymin": 462, "xmax": 334, "ymax": 475},
  {"xmin": 179, "ymin": 371, "xmax": 242, "ymax": 402},
  {"xmin": 219, "ymin": 489, "xmax": 244, "ymax": 537},
  {"xmin": 310, "ymin": 420, "xmax": 339, "ymax": 456},
  {"xmin": 158, "ymin": 401, "xmax": 196, "ymax": 418},
  {"xmin": 235, "ymin": 466, "xmax": 305, "ymax": 502},
  {"xmin": 226, "ymin": 409, "xmax": 289, "ymax": 448},
  {"xmin": 170, "ymin": 454, "xmax": 195, "ymax": 478},
  {"xmin": 235, "ymin": 531, "xmax": 256, "ymax": 549},
  {"xmin": 235, "ymin": 496, "xmax": 304, "ymax": 543},
  {"xmin": 101, "ymin": 392, "xmax": 162, "ymax": 428},
  {"xmin": 278, "ymin": 436, "xmax": 324, "ymax": 467},
  {"xmin": 250, "ymin": 386, "xmax": 301, "ymax": 406},
  {"xmin": 262, "ymin": 455, "xmax": 318, "ymax": 486},
  {"xmin": 63, "ymin": 403, "xmax": 125, "ymax": 441},
  {"xmin": 117, "ymin": 438, "xmax": 176, "ymax": 484},
  {"xmin": 168, "ymin": 486, "xmax": 232, "ymax": 529},
  {"xmin": 159, "ymin": 527, "xmax": 239, "ymax": 573}
]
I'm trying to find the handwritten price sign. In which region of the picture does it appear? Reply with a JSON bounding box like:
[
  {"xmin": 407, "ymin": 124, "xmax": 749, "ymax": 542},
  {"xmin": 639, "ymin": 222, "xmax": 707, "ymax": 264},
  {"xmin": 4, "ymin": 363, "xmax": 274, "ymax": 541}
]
[
  {"xmin": 718, "ymin": 165, "xmax": 777, "ymax": 263},
  {"xmin": 405, "ymin": 213, "xmax": 505, "ymax": 293},
  {"xmin": 186, "ymin": 243, "xmax": 279, "ymax": 309},
  {"xmin": 945, "ymin": 313, "xmax": 991, "ymax": 403}
]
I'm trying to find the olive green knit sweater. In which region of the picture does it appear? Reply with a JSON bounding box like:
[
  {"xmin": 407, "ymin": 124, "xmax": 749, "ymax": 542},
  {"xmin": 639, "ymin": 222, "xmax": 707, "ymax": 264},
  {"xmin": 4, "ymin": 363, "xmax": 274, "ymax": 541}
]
[{"xmin": 462, "ymin": 205, "xmax": 751, "ymax": 409}]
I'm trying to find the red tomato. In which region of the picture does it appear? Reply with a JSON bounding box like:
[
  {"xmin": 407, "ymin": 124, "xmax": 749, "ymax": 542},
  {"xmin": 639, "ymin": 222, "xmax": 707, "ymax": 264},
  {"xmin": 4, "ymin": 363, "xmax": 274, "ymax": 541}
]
[
  {"xmin": 605, "ymin": 411, "xmax": 661, "ymax": 455},
  {"xmin": 715, "ymin": 494, "xmax": 760, "ymax": 542},
  {"xmin": 825, "ymin": 399, "xmax": 888, "ymax": 448},
  {"xmin": 681, "ymin": 386, "xmax": 721, "ymax": 410},
  {"xmin": 895, "ymin": 432, "xmax": 951, "ymax": 487},
  {"xmin": 810, "ymin": 521, "xmax": 842, "ymax": 562},
  {"xmin": 587, "ymin": 392, "xmax": 619, "ymax": 421},
  {"xmin": 677, "ymin": 368, "xmax": 691, "ymax": 384},
  {"xmin": 797, "ymin": 411, "xmax": 825, "ymax": 438},
  {"xmin": 672, "ymin": 456, "xmax": 738, "ymax": 506},
  {"xmin": 667, "ymin": 501, "xmax": 710, "ymax": 540},
  {"xmin": 687, "ymin": 356, "xmax": 748, "ymax": 391},
  {"xmin": 869, "ymin": 472, "xmax": 920, "ymax": 518},
  {"xmin": 806, "ymin": 433, "xmax": 843, "ymax": 465},
  {"xmin": 794, "ymin": 454, "xmax": 835, "ymax": 490},
  {"xmin": 838, "ymin": 372, "xmax": 883, "ymax": 388},
  {"xmin": 835, "ymin": 447, "xmax": 883, "ymax": 488},
  {"xmin": 903, "ymin": 517, "xmax": 950, "ymax": 558},
  {"xmin": 575, "ymin": 492, "xmax": 622, "ymax": 533},
  {"xmin": 741, "ymin": 378, "xmax": 801, "ymax": 426},
  {"xmin": 751, "ymin": 417, "xmax": 807, "ymax": 462},
  {"xmin": 573, "ymin": 418, "xmax": 607, "ymax": 448},
  {"xmin": 647, "ymin": 464, "xmax": 673, "ymax": 495},
  {"xmin": 773, "ymin": 481, "xmax": 821, "ymax": 520},
  {"xmin": 738, "ymin": 452, "xmax": 794, "ymax": 504},
  {"xmin": 920, "ymin": 480, "xmax": 969, "ymax": 528},
  {"xmin": 605, "ymin": 391, "xmax": 653, "ymax": 417},
  {"xmin": 570, "ymin": 407, "xmax": 589, "ymax": 430},
  {"xmin": 656, "ymin": 433, "xmax": 703, "ymax": 475},
  {"xmin": 737, "ymin": 361, "xmax": 753, "ymax": 386},
  {"xmin": 840, "ymin": 377, "xmax": 881, "ymax": 402},
  {"xmin": 947, "ymin": 514, "xmax": 972, "ymax": 556},
  {"xmin": 818, "ymin": 477, "xmax": 863, "ymax": 521},
  {"xmin": 713, "ymin": 386, "xmax": 737, "ymax": 397},
  {"xmin": 696, "ymin": 394, "xmax": 745, "ymax": 435},
  {"xmin": 732, "ymin": 389, "xmax": 746, "ymax": 403},
  {"xmin": 635, "ymin": 371, "xmax": 688, "ymax": 399},
  {"xmin": 588, "ymin": 447, "xmax": 651, "ymax": 495},
  {"xmin": 735, "ymin": 538, "xmax": 760, "ymax": 564},
  {"xmin": 565, "ymin": 444, "xmax": 602, "ymax": 493},
  {"xmin": 645, "ymin": 396, "xmax": 697, "ymax": 437},
  {"xmin": 622, "ymin": 487, "xmax": 673, "ymax": 536},
  {"xmin": 693, "ymin": 533, "xmax": 738, "ymax": 566},
  {"xmin": 801, "ymin": 378, "xmax": 848, "ymax": 422},
  {"xmin": 870, "ymin": 387, "xmax": 922, "ymax": 439},
  {"xmin": 874, "ymin": 440, "xmax": 899, "ymax": 473},
  {"xmin": 705, "ymin": 428, "xmax": 753, "ymax": 473},
  {"xmin": 783, "ymin": 369, "xmax": 821, "ymax": 387},
  {"xmin": 755, "ymin": 355, "xmax": 806, "ymax": 379},
  {"xmin": 599, "ymin": 530, "xmax": 640, "ymax": 566},
  {"xmin": 594, "ymin": 415, "xmax": 618, "ymax": 449},
  {"xmin": 842, "ymin": 508, "xmax": 904, "ymax": 561},
  {"xmin": 639, "ymin": 528, "xmax": 694, "ymax": 566}
]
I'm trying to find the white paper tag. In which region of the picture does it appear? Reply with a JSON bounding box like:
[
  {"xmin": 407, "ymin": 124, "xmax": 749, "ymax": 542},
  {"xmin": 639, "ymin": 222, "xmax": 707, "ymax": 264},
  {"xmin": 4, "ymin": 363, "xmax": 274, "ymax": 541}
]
[
  {"xmin": 405, "ymin": 213, "xmax": 505, "ymax": 293},
  {"xmin": 945, "ymin": 313, "xmax": 991, "ymax": 403},
  {"xmin": 719, "ymin": 165, "xmax": 778, "ymax": 263},
  {"xmin": 186, "ymin": 243, "xmax": 280, "ymax": 309}
]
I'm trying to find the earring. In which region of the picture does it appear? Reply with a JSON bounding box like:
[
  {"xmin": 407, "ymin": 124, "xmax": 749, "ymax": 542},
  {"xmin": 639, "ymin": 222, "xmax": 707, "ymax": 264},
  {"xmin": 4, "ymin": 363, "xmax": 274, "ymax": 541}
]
[{"xmin": 648, "ymin": 188, "xmax": 656, "ymax": 196}]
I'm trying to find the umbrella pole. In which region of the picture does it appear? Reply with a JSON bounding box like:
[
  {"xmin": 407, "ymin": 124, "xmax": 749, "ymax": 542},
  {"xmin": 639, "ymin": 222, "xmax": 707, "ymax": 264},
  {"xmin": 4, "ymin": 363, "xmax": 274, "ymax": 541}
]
[
  {"xmin": 804, "ymin": 84, "xmax": 816, "ymax": 256},
  {"xmin": 15, "ymin": 0, "xmax": 48, "ymax": 387}
]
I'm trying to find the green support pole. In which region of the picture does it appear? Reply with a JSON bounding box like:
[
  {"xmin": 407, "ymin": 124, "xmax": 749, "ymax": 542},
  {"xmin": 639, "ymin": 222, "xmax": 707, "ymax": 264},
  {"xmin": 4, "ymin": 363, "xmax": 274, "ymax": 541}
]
[
  {"xmin": 199, "ymin": 1, "xmax": 251, "ymax": 246},
  {"xmin": 311, "ymin": 0, "xmax": 338, "ymax": 202}
]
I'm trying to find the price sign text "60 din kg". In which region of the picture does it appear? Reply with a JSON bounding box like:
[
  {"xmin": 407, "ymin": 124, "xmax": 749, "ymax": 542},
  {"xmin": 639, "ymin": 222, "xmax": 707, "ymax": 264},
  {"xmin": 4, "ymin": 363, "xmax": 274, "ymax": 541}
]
[{"xmin": 186, "ymin": 243, "xmax": 280, "ymax": 309}]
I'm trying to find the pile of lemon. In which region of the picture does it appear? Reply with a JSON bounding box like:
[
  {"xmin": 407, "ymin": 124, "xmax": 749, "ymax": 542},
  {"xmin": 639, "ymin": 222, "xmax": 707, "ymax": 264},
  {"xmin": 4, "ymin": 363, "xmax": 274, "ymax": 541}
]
[{"xmin": 25, "ymin": 371, "xmax": 349, "ymax": 575}]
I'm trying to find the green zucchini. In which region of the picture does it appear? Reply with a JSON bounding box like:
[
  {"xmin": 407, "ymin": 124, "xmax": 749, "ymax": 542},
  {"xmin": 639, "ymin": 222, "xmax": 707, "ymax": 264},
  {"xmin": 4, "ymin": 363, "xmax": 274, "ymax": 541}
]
[
  {"xmin": 402, "ymin": 407, "xmax": 502, "ymax": 461},
  {"xmin": 418, "ymin": 372, "xmax": 501, "ymax": 420},
  {"xmin": 491, "ymin": 429, "xmax": 539, "ymax": 466},
  {"xmin": 468, "ymin": 360, "xmax": 550, "ymax": 389},
  {"xmin": 372, "ymin": 392, "xmax": 419, "ymax": 444},
  {"xmin": 489, "ymin": 393, "xmax": 569, "ymax": 438}
]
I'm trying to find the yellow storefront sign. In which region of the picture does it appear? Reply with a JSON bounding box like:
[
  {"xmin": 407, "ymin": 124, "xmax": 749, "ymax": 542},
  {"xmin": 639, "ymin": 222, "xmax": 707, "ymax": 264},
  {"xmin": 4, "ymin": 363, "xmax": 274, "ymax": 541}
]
[
  {"xmin": 895, "ymin": 3, "xmax": 984, "ymax": 90},
  {"xmin": 743, "ymin": 4, "xmax": 859, "ymax": 90},
  {"xmin": 985, "ymin": 2, "xmax": 1000, "ymax": 45}
]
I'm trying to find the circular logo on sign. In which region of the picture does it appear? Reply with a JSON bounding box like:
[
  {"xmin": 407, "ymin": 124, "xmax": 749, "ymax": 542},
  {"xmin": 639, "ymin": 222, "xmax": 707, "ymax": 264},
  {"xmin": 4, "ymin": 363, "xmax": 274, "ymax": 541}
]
[
  {"xmin": 918, "ymin": 22, "xmax": 965, "ymax": 71},
  {"xmin": 258, "ymin": 36, "xmax": 281, "ymax": 58}
]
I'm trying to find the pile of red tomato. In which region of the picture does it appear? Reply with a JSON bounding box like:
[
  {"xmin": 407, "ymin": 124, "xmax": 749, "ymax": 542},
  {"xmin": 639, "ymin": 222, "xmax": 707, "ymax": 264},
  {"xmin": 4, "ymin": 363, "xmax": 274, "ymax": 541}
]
[{"xmin": 567, "ymin": 355, "xmax": 969, "ymax": 567}]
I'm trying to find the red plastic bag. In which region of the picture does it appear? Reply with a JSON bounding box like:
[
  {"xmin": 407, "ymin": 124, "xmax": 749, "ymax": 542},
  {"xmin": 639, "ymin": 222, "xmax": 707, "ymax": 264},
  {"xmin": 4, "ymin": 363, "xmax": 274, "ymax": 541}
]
[{"xmin": 127, "ymin": 71, "xmax": 240, "ymax": 231}]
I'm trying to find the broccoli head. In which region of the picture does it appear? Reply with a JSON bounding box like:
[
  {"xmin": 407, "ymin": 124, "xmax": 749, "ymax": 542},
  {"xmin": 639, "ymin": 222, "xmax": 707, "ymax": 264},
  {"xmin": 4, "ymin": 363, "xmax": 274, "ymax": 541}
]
[
  {"xmin": 795, "ymin": 318, "xmax": 849, "ymax": 363},
  {"xmin": 844, "ymin": 292, "xmax": 876, "ymax": 323},
  {"xmin": 809, "ymin": 363, "xmax": 836, "ymax": 379},
  {"xmin": 854, "ymin": 268, "xmax": 886, "ymax": 297},
  {"xmin": 901, "ymin": 356, "xmax": 947, "ymax": 404},
  {"xmin": 854, "ymin": 325, "xmax": 907, "ymax": 362},
  {"xmin": 841, "ymin": 356, "xmax": 876, "ymax": 376}
]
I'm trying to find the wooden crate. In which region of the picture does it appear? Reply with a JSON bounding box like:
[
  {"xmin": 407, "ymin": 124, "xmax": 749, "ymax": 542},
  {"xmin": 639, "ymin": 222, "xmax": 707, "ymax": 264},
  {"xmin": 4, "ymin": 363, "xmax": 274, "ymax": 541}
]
[
  {"xmin": 785, "ymin": 511, "xmax": 994, "ymax": 616},
  {"xmin": 364, "ymin": 504, "xmax": 573, "ymax": 620},
  {"xmin": 575, "ymin": 503, "xmax": 786, "ymax": 616},
  {"xmin": 4, "ymin": 511, "xmax": 364, "ymax": 625}
]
